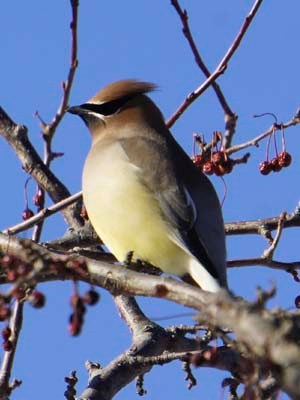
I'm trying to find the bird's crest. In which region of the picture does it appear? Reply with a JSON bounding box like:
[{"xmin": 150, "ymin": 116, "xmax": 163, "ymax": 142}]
[{"xmin": 89, "ymin": 80, "xmax": 157, "ymax": 104}]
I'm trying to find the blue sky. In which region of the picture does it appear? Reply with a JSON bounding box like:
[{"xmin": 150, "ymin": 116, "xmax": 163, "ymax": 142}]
[{"xmin": 0, "ymin": 1, "xmax": 300, "ymax": 399}]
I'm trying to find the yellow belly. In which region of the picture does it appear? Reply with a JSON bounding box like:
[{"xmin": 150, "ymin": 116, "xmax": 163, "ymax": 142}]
[{"xmin": 83, "ymin": 141, "xmax": 190, "ymax": 276}]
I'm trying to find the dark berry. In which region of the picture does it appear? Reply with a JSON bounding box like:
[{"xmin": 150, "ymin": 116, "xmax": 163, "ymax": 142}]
[
  {"xmin": 0, "ymin": 306, "xmax": 11, "ymax": 321},
  {"xmin": 83, "ymin": 290, "xmax": 100, "ymax": 306},
  {"xmin": 12, "ymin": 287, "xmax": 25, "ymax": 301},
  {"xmin": 22, "ymin": 208, "xmax": 34, "ymax": 221},
  {"xmin": 259, "ymin": 161, "xmax": 272, "ymax": 175},
  {"xmin": 3, "ymin": 340, "xmax": 13, "ymax": 352},
  {"xmin": 211, "ymin": 151, "xmax": 226, "ymax": 164},
  {"xmin": 7, "ymin": 270, "xmax": 18, "ymax": 282},
  {"xmin": 214, "ymin": 164, "xmax": 225, "ymax": 176},
  {"xmin": 2, "ymin": 326, "xmax": 11, "ymax": 341},
  {"xmin": 29, "ymin": 291, "xmax": 46, "ymax": 308},
  {"xmin": 1, "ymin": 255, "xmax": 16, "ymax": 268},
  {"xmin": 193, "ymin": 154, "xmax": 206, "ymax": 169},
  {"xmin": 295, "ymin": 295, "xmax": 300, "ymax": 308},
  {"xmin": 17, "ymin": 263, "xmax": 32, "ymax": 277},
  {"xmin": 33, "ymin": 189, "xmax": 44, "ymax": 208},
  {"xmin": 278, "ymin": 151, "xmax": 292, "ymax": 168},
  {"xmin": 270, "ymin": 157, "xmax": 282, "ymax": 172},
  {"xmin": 69, "ymin": 313, "xmax": 83, "ymax": 336},
  {"xmin": 202, "ymin": 161, "xmax": 215, "ymax": 175}
]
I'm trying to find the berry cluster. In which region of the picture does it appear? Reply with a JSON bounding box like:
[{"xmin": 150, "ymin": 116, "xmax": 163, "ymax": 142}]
[
  {"xmin": 259, "ymin": 125, "xmax": 292, "ymax": 175},
  {"xmin": 21, "ymin": 184, "xmax": 45, "ymax": 221},
  {"xmin": 259, "ymin": 151, "xmax": 292, "ymax": 175},
  {"xmin": 192, "ymin": 132, "xmax": 234, "ymax": 177},
  {"xmin": 0, "ymin": 254, "xmax": 33, "ymax": 282},
  {"xmin": 193, "ymin": 151, "xmax": 234, "ymax": 176},
  {"xmin": 69, "ymin": 288, "xmax": 100, "ymax": 336}
]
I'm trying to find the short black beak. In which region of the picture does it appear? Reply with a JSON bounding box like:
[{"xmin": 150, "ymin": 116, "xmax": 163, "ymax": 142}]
[{"xmin": 67, "ymin": 105, "xmax": 84, "ymax": 115}]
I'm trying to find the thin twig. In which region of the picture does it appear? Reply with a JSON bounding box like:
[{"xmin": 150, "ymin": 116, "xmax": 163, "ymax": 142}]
[
  {"xmin": 227, "ymin": 258, "xmax": 300, "ymax": 271},
  {"xmin": 225, "ymin": 208, "xmax": 300, "ymax": 236},
  {"xmin": 0, "ymin": 301, "xmax": 24, "ymax": 398},
  {"xmin": 262, "ymin": 212, "xmax": 287, "ymax": 259},
  {"xmin": 171, "ymin": 0, "xmax": 236, "ymax": 143},
  {"xmin": 3, "ymin": 192, "xmax": 82, "ymax": 236},
  {"xmin": 43, "ymin": 0, "xmax": 79, "ymax": 139},
  {"xmin": 166, "ymin": 0, "xmax": 264, "ymax": 129},
  {"xmin": 0, "ymin": 107, "xmax": 82, "ymax": 228},
  {"xmin": 227, "ymin": 112, "xmax": 300, "ymax": 155}
]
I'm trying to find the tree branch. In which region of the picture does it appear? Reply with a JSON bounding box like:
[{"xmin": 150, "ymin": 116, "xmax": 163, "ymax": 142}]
[
  {"xmin": 0, "ymin": 107, "xmax": 82, "ymax": 228},
  {"xmin": 171, "ymin": 0, "xmax": 237, "ymax": 142},
  {"xmin": 0, "ymin": 233, "xmax": 299, "ymax": 398},
  {"xmin": 166, "ymin": 0, "xmax": 264, "ymax": 130}
]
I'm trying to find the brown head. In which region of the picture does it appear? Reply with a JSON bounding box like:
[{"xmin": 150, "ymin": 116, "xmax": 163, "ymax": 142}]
[{"xmin": 68, "ymin": 79, "xmax": 167, "ymax": 141}]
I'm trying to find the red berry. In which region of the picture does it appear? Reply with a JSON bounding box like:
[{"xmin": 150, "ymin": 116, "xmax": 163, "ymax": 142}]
[
  {"xmin": 1, "ymin": 255, "xmax": 16, "ymax": 268},
  {"xmin": 0, "ymin": 306, "xmax": 11, "ymax": 321},
  {"xmin": 202, "ymin": 161, "xmax": 215, "ymax": 175},
  {"xmin": 270, "ymin": 157, "xmax": 282, "ymax": 172},
  {"xmin": 223, "ymin": 158, "xmax": 234, "ymax": 174},
  {"xmin": 193, "ymin": 154, "xmax": 207, "ymax": 169},
  {"xmin": 259, "ymin": 161, "xmax": 272, "ymax": 175},
  {"xmin": 211, "ymin": 151, "xmax": 226, "ymax": 164},
  {"xmin": 295, "ymin": 295, "xmax": 300, "ymax": 308},
  {"xmin": 83, "ymin": 290, "xmax": 100, "ymax": 306},
  {"xmin": 214, "ymin": 164, "xmax": 225, "ymax": 176},
  {"xmin": 278, "ymin": 151, "xmax": 292, "ymax": 168},
  {"xmin": 2, "ymin": 326, "xmax": 11, "ymax": 341},
  {"xmin": 22, "ymin": 208, "xmax": 34, "ymax": 220},
  {"xmin": 17, "ymin": 263, "xmax": 32, "ymax": 276},
  {"xmin": 29, "ymin": 291, "xmax": 46, "ymax": 308},
  {"xmin": 33, "ymin": 189, "xmax": 44, "ymax": 208},
  {"xmin": 3, "ymin": 340, "xmax": 13, "ymax": 352},
  {"xmin": 68, "ymin": 313, "xmax": 83, "ymax": 336},
  {"xmin": 7, "ymin": 269, "xmax": 18, "ymax": 282},
  {"xmin": 12, "ymin": 287, "xmax": 25, "ymax": 301}
]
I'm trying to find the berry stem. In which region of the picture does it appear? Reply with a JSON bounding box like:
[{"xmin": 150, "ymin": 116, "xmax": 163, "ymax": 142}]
[
  {"xmin": 281, "ymin": 124, "xmax": 286, "ymax": 152},
  {"xmin": 23, "ymin": 177, "xmax": 32, "ymax": 210}
]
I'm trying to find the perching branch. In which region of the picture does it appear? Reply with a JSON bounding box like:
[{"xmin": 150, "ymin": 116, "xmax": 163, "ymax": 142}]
[{"xmin": 0, "ymin": 233, "xmax": 300, "ymax": 398}]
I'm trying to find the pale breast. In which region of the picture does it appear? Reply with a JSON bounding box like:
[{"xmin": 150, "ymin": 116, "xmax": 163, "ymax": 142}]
[{"xmin": 82, "ymin": 140, "xmax": 189, "ymax": 275}]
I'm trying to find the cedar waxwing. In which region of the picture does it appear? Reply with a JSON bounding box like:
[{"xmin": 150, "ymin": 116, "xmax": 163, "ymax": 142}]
[{"xmin": 68, "ymin": 80, "xmax": 227, "ymax": 292}]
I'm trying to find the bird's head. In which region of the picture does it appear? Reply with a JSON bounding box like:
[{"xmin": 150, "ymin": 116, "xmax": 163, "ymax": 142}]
[{"xmin": 68, "ymin": 80, "xmax": 166, "ymax": 141}]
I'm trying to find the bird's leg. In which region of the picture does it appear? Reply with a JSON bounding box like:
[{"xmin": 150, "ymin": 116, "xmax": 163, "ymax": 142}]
[{"xmin": 123, "ymin": 250, "xmax": 134, "ymax": 267}]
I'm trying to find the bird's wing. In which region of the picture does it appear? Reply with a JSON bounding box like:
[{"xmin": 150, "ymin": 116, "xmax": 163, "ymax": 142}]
[{"xmin": 119, "ymin": 135, "xmax": 224, "ymax": 284}]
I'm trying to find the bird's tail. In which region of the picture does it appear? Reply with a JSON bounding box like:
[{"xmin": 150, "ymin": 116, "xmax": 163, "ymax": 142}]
[{"xmin": 187, "ymin": 257, "xmax": 221, "ymax": 292}]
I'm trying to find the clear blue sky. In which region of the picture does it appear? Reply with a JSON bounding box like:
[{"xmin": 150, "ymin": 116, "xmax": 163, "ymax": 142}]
[{"xmin": 0, "ymin": 1, "xmax": 299, "ymax": 399}]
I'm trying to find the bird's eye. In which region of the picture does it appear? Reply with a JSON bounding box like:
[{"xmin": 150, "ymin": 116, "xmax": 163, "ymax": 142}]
[{"xmin": 80, "ymin": 95, "xmax": 134, "ymax": 116}]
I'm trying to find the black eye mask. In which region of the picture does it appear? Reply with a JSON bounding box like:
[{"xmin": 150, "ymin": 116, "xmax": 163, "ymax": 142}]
[{"xmin": 80, "ymin": 94, "xmax": 135, "ymax": 116}]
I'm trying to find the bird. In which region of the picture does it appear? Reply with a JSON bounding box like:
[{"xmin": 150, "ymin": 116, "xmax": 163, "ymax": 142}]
[{"xmin": 68, "ymin": 79, "xmax": 227, "ymax": 292}]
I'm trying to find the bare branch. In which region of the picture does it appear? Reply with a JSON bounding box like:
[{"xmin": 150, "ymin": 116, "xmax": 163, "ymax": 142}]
[
  {"xmin": 4, "ymin": 191, "xmax": 82, "ymax": 236},
  {"xmin": 0, "ymin": 107, "xmax": 82, "ymax": 228},
  {"xmin": 166, "ymin": 0, "xmax": 264, "ymax": 129},
  {"xmin": 43, "ymin": 0, "xmax": 79, "ymax": 139},
  {"xmin": 0, "ymin": 301, "xmax": 24, "ymax": 399},
  {"xmin": 0, "ymin": 233, "xmax": 299, "ymax": 397},
  {"xmin": 227, "ymin": 257, "xmax": 300, "ymax": 271},
  {"xmin": 171, "ymin": 0, "xmax": 237, "ymax": 142},
  {"xmin": 227, "ymin": 111, "xmax": 300, "ymax": 155},
  {"xmin": 262, "ymin": 212, "xmax": 287, "ymax": 259}
]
